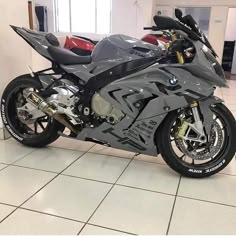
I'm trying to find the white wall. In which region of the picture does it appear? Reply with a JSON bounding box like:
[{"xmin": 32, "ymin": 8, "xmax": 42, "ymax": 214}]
[
  {"xmin": 0, "ymin": 0, "xmax": 32, "ymax": 128},
  {"xmin": 225, "ymin": 8, "xmax": 236, "ymax": 41},
  {"xmin": 208, "ymin": 6, "xmax": 228, "ymax": 62},
  {"xmin": 112, "ymin": 0, "xmax": 154, "ymax": 38},
  {"xmin": 224, "ymin": 8, "xmax": 236, "ymax": 74}
]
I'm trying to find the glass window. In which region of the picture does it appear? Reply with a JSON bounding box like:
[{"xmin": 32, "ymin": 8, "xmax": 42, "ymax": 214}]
[
  {"xmin": 55, "ymin": 0, "xmax": 111, "ymax": 34},
  {"xmin": 71, "ymin": 0, "xmax": 96, "ymax": 33},
  {"xmin": 56, "ymin": 0, "xmax": 70, "ymax": 32},
  {"xmin": 177, "ymin": 7, "xmax": 211, "ymax": 37},
  {"xmin": 97, "ymin": 0, "xmax": 111, "ymax": 34}
]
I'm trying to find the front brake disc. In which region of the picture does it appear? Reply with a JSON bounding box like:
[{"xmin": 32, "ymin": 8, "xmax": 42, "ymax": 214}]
[{"xmin": 176, "ymin": 121, "xmax": 224, "ymax": 160}]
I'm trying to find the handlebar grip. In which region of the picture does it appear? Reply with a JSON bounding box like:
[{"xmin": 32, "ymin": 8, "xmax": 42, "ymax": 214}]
[
  {"xmin": 143, "ymin": 26, "xmax": 159, "ymax": 31},
  {"xmin": 143, "ymin": 27, "xmax": 153, "ymax": 30}
]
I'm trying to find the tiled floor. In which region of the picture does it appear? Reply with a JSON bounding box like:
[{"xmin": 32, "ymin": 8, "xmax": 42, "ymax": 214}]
[{"xmin": 0, "ymin": 82, "xmax": 235, "ymax": 235}]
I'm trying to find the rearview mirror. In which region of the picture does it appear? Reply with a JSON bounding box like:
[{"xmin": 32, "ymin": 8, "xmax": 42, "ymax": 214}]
[
  {"xmin": 153, "ymin": 15, "xmax": 181, "ymax": 31},
  {"xmin": 175, "ymin": 9, "xmax": 183, "ymax": 20}
]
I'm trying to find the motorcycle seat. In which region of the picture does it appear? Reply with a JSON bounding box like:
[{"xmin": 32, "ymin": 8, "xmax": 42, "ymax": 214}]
[{"xmin": 48, "ymin": 46, "xmax": 92, "ymax": 65}]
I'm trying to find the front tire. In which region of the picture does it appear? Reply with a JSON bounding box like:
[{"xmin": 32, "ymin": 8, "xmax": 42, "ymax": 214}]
[
  {"xmin": 1, "ymin": 74, "xmax": 65, "ymax": 147},
  {"xmin": 158, "ymin": 103, "xmax": 236, "ymax": 178}
]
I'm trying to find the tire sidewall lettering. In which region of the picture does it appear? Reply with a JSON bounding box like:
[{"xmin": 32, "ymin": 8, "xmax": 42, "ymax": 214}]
[
  {"xmin": 1, "ymin": 98, "xmax": 24, "ymax": 142},
  {"xmin": 187, "ymin": 159, "xmax": 226, "ymax": 174}
]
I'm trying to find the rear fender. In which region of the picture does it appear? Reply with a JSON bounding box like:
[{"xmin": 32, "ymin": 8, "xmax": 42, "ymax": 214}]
[{"xmin": 38, "ymin": 74, "xmax": 55, "ymax": 89}]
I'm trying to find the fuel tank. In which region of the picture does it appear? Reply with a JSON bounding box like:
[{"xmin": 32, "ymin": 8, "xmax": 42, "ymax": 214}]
[{"xmin": 91, "ymin": 34, "xmax": 162, "ymax": 62}]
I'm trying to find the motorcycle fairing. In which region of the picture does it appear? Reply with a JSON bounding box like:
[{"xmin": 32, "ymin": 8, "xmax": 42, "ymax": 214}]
[
  {"xmin": 74, "ymin": 64, "xmax": 210, "ymax": 155},
  {"xmin": 77, "ymin": 95, "xmax": 187, "ymax": 155},
  {"xmin": 11, "ymin": 26, "xmax": 53, "ymax": 61},
  {"xmin": 161, "ymin": 39, "xmax": 227, "ymax": 88},
  {"xmin": 74, "ymin": 41, "xmax": 224, "ymax": 155},
  {"xmin": 61, "ymin": 34, "xmax": 163, "ymax": 84}
]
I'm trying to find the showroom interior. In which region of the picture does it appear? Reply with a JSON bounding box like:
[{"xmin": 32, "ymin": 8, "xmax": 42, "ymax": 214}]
[{"xmin": 0, "ymin": 0, "xmax": 236, "ymax": 235}]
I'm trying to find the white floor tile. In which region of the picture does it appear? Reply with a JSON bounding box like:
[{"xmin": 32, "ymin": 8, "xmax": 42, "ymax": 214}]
[
  {"xmin": 23, "ymin": 175, "xmax": 112, "ymax": 222},
  {"xmin": 14, "ymin": 147, "xmax": 83, "ymax": 173},
  {"xmin": 134, "ymin": 153, "xmax": 166, "ymax": 165},
  {"xmin": 221, "ymin": 157, "xmax": 236, "ymax": 176},
  {"xmin": 0, "ymin": 139, "xmax": 35, "ymax": 164},
  {"xmin": 50, "ymin": 137, "xmax": 95, "ymax": 152},
  {"xmin": 90, "ymin": 185, "xmax": 174, "ymax": 235},
  {"xmin": 89, "ymin": 144, "xmax": 135, "ymax": 159},
  {"xmin": 118, "ymin": 160, "xmax": 179, "ymax": 194},
  {"xmin": 0, "ymin": 209, "xmax": 84, "ymax": 235},
  {"xmin": 0, "ymin": 166, "xmax": 56, "ymax": 206},
  {"xmin": 178, "ymin": 174, "xmax": 236, "ymax": 206},
  {"xmin": 169, "ymin": 197, "xmax": 236, "ymax": 235},
  {"xmin": 64, "ymin": 153, "xmax": 130, "ymax": 183},
  {"xmin": 0, "ymin": 204, "xmax": 16, "ymax": 222},
  {"xmin": 214, "ymin": 88, "xmax": 223, "ymax": 99},
  {"xmin": 0, "ymin": 164, "xmax": 7, "ymax": 171},
  {"xmin": 224, "ymin": 104, "xmax": 236, "ymax": 113},
  {"xmin": 80, "ymin": 225, "xmax": 129, "ymax": 235}
]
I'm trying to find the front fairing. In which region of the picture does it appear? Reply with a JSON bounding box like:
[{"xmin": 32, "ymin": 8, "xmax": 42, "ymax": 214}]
[
  {"xmin": 164, "ymin": 40, "xmax": 227, "ymax": 88},
  {"xmin": 184, "ymin": 41, "xmax": 227, "ymax": 88}
]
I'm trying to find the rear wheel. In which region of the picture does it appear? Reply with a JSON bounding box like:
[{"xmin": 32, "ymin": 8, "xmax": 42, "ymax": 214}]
[
  {"xmin": 1, "ymin": 75, "xmax": 65, "ymax": 147},
  {"xmin": 158, "ymin": 103, "xmax": 236, "ymax": 178}
]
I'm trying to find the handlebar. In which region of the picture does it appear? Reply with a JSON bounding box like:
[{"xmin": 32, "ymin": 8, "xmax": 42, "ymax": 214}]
[{"xmin": 143, "ymin": 26, "xmax": 159, "ymax": 31}]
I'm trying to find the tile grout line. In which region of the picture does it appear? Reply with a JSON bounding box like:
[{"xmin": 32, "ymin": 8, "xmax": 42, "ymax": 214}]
[
  {"xmin": 2, "ymin": 159, "xmax": 236, "ymax": 178},
  {"xmin": 0, "ymin": 147, "xmax": 38, "ymax": 173},
  {"xmin": 115, "ymin": 183, "xmax": 176, "ymax": 197},
  {"xmin": 1, "ymin": 141, "xmax": 235, "ymax": 177},
  {"xmin": 0, "ymin": 201, "xmax": 135, "ymax": 235},
  {"xmin": 1, "ymin": 155, "xmax": 169, "ymax": 175},
  {"xmin": 77, "ymin": 154, "xmax": 136, "ymax": 235},
  {"xmin": 0, "ymin": 144, "xmax": 95, "ymax": 225},
  {"xmin": 166, "ymin": 176, "xmax": 182, "ymax": 235},
  {"xmin": 1, "ymin": 141, "xmax": 236, "ymax": 233},
  {"xmin": 48, "ymin": 143, "xmax": 96, "ymax": 153},
  {"xmin": 88, "ymin": 151, "xmax": 135, "ymax": 160},
  {"xmin": 1, "ymin": 154, "xmax": 235, "ymax": 212},
  {"xmin": 86, "ymin": 223, "xmax": 136, "ymax": 235},
  {"xmin": 177, "ymin": 195, "xmax": 236, "ymax": 209},
  {"xmin": 2, "ymin": 140, "xmax": 235, "ymax": 176}
]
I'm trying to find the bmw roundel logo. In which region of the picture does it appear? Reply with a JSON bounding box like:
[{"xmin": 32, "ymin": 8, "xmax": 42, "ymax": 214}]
[{"xmin": 169, "ymin": 77, "xmax": 178, "ymax": 85}]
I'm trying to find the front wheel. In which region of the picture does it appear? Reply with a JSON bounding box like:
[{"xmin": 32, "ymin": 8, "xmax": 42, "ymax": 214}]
[{"xmin": 158, "ymin": 103, "xmax": 236, "ymax": 178}]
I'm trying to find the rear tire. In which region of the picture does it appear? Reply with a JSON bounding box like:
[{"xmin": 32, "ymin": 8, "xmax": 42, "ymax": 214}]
[
  {"xmin": 158, "ymin": 103, "xmax": 236, "ymax": 178},
  {"xmin": 1, "ymin": 74, "xmax": 65, "ymax": 147}
]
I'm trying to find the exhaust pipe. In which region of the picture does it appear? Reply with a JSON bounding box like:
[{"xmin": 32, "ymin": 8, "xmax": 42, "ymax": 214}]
[{"xmin": 26, "ymin": 92, "xmax": 79, "ymax": 134}]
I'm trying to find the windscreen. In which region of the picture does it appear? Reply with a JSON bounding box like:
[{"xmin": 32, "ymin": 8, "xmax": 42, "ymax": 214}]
[{"xmin": 180, "ymin": 14, "xmax": 217, "ymax": 57}]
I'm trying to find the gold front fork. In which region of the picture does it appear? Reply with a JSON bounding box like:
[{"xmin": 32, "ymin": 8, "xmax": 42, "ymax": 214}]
[{"xmin": 171, "ymin": 33, "xmax": 185, "ymax": 64}]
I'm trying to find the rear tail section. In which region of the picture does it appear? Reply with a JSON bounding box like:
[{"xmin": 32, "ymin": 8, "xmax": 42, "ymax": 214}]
[{"xmin": 10, "ymin": 25, "xmax": 53, "ymax": 62}]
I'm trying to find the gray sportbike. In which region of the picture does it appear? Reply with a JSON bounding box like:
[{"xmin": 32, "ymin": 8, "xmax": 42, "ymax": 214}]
[{"xmin": 1, "ymin": 9, "xmax": 235, "ymax": 177}]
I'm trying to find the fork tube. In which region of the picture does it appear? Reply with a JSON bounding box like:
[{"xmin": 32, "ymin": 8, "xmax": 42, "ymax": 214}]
[{"xmin": 171, "ymin": 33, "xmax": 185, "ymax": 64}]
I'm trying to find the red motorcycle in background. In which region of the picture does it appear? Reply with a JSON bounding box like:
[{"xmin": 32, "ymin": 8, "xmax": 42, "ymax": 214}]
[
  {"xmin": 64, "ymin": 31, "xmax": 171, "ymax": 55},
  {"xmin": 64, "ymin": 35, "xmax": 97, "ymax": 56}
]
